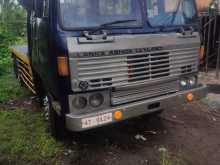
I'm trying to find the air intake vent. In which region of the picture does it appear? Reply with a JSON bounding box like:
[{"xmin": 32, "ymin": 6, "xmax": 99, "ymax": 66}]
[
  {"xmin": 90, "ymin": 78, "xmax": 113, "ymax": 88},
  {"xmin": 181, "ymin": 65, "xmax": 193, "ymax": 73},
  {"xmin": 128, "ymin": 52, "xmax": 170, "ymax": 82},
  {"xmin": 111, "ymin": 80, "xmax": 179, "ymax": 105}
]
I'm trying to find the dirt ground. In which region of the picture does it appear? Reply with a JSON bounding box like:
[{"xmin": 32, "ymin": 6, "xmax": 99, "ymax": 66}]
[
  {"xmin": 59, "ymin": 102, "xmax": 220, "ymax": 165},
  {"xmin": 56, "ymin": 71, "xmax": 220, "ymax": 165}
]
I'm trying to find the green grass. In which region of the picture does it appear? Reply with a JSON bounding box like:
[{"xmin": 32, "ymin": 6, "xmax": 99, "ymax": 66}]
[
  {"xmin": 0, "ymin": 61, "xmax": 30, "ymax": 103},
  {"xmin": 159, "ymin": 147, "xmax": 185, "ymax": 165},
  {"xmin": 0, "ymin": 109, "xmax": 64, "ymax": 164},
  {"xmin": 0, "ymin": 59, "xmax": 65, "ymax": 164}
]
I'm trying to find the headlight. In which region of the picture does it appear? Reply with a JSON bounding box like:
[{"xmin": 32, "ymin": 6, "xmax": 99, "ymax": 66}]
[
  {"xmin": 189, "ymin": 77, "xmax": 196, "ymax": 86},
  {"xmin": 89, "ymin": 93, "xmax": 104, "ymax": 108},
  {"xmin": 180, "ymin": 79, "xmax": 187, "ymax": 87},
  {"xmin": 72, "ymin": 96, "xmax": 87, "ymax": 109},
  {"xmin": 180, "ymin": 76, "xmax": 197, "ymax": 89}
]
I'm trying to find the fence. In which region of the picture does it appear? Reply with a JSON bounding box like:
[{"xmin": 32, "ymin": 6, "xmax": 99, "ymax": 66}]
[{"xmin": 200, "ymin": 11, "xmax": 220, "ymax": 78}]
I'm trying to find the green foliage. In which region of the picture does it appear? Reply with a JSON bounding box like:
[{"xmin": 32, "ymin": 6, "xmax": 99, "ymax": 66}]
[
  {"xmin": 0, "ymin": 0, "xmax": 27, "ymax": 37},
  {"xmin": 0, "ymin": 109, "xmax": 64, "ymax": 164},
  {"xmin": 0, "ymin": 32, "xmax": 26, "ymax": 75},
  {"xmin": 0, "ymin": 2, "xmax": 64, "ymax": 165},
  {"xmin": 0, "ymin": 30, "xmax": 13, "ymax": 67},
  {"xmin": 0, "ymin": 64, "xmax": 30, "ymax": 102},
  {"xmin": 0, "ymin": 0, "xmax": 27, "ymax": 74}
]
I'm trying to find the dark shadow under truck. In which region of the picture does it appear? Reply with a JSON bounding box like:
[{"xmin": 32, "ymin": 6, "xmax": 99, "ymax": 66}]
[{"xmin": 11, "ymin": 0, "xmax": 207, "ymax": 138}]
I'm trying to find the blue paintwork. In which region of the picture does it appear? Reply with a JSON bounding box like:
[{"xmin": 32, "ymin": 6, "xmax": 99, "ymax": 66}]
[{"xmin": 22, "ymin": 0, "xmax": 198, "ymax": 115}]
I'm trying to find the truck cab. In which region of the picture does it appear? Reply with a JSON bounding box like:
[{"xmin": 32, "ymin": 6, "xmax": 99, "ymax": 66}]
[{"xmin": 18, "ymin": 0, "xmax": 206, "ymax": 137}]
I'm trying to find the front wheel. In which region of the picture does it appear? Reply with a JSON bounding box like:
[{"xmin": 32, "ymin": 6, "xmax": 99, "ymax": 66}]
[{"xmin": 46, "ymin": 95, "xmax": 67, "ymax": 139}]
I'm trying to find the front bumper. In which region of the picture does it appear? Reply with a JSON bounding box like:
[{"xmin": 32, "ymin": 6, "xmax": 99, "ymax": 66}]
[{"xmin": 66, "ymin": 85, "xmax": 207, "ymax": 131}]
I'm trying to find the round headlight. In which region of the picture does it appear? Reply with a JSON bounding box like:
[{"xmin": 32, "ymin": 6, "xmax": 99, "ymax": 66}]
[
  {"xmin": 189, "ymin": 77, "xmax": 196, "ymax": 86},
  {"xmin": 89, "ymin": 93, "xmax": 104, "ymax": 108},
  {"xmin": 180, "ymin": 79, "xmax": 187, "ymax": 87},
  {"xmin": 72, "ymin": 97, "xmax": 87, "ymax": 109}
]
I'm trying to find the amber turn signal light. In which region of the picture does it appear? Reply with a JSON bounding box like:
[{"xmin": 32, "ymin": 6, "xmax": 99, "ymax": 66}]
[
  {"xmin": 57, "ymin": 56, "xmax": 69, "ymax": 76},
  {"xmin": 186, "ymin": 93, "xmax": 194, "ymax": 102},
  {"xmin": 114, "ymin": 111, "xmax": 123, "ymax": 120}
]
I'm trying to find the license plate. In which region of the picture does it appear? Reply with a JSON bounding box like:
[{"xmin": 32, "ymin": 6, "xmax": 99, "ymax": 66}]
[{"xmin": 82, "ymin": 113, "xmax": 113, "ymax": 129}]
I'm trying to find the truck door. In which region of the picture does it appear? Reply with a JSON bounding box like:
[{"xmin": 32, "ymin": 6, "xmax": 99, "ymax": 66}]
[
  {"xmin": 34, "ymin": 0, "xmax": 52, "ymax": 90},
  {"xmin": 31, "ymin": 0, "xmax": 50, "ymax": 80},
  {"xmin": 37, "ymin": 0, "xmax": 49, "ymax": 74},
  {"xmin": 31, "ymin": 10, "xmax": 40, "ymax": 72}
]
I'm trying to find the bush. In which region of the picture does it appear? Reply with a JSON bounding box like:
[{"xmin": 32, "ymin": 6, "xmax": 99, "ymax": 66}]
[
  {"xmin": 0, "ymin": 27, "xmax": 27, "ymax": 75},
  {"xmin": 0, "ymin": 29, "xmax": 13, "ymax": 60},
  {"xmin": 0, "ymin": 2, "xmax": 27, "ymax": 74}
]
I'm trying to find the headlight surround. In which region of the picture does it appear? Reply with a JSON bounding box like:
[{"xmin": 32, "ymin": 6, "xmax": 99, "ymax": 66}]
[
  {"xmin": 72, "ymin": 96, "xmax": 87, "ymax": 109},
  {"xmin": 69, "ymin": 91, "xmax": 109, "ymax": 113},
  {"xmin": 180, "ymin": 79, "xmax": 188, "ymax": 87},
  {"xmin": 188, "ymin": 77, "xmax": 197, "ymax": 86},
  {"xmin": 89, "ymin": 93, "xmax": 104, "ymax": 108},
  {"xmin": 180, "ymin": 76, "xmax": 197, "ymax": 89}
]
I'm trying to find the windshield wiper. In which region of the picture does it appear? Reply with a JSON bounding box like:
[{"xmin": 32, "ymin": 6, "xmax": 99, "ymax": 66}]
[
  {"xmin": 159, "ymin": 0, "xmax": 184, "ymax": 32},
  {"xmin": 170, "ymin": 0, "xmax": 183, "ymax": 26},
  {"xmin": 88, "ymin": 19, "xmax": 138, "ymax": 35}
]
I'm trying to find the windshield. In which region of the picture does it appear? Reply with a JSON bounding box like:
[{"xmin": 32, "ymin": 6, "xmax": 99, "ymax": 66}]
[
  {"xmin": 59, "ymin": 0, "xmax": 143, "ymax": 29},
  {"xmin": 146, "ymin": 0, "xmax": 197, "ymax": 27}
]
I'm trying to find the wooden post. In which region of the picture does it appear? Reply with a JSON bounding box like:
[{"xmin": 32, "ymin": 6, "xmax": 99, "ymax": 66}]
[
  {"xmin": 205, "ymin": 15, "xmax": 213, "ymax": 72},
  {"xmin": 216, "ymin": 17, "xmax": 220, "ymax": 79}
]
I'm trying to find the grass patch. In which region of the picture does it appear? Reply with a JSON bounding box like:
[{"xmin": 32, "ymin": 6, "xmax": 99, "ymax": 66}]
[
  {"xmin": 0, "ymin": 59, "xmax": 65, "ymax": 164},
  {"xmin": 0, "ymin": 61, "xmax": 30, "ymax": 103},
  {"xmin": 0, "ymin": 109, "xmax": 64, "ymax": 164},
  {"xmin": 159, "ymin": 147, "xmax": 185, "ymax": 165}
]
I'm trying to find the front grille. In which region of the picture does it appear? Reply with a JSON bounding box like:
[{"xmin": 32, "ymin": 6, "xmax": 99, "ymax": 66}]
[
  {"xmin": 127, "ymin": 52, "xmax": 170, "ymax": 82},
  {"xmin": 71, "ymin": 47, "xmax": 199, "ymax": 91},
  {"xmin": 111, "ymin": 80, "xmax": 179, "ymax": 105}
]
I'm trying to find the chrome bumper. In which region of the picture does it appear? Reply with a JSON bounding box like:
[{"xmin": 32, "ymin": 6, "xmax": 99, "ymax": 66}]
[{"xmin": 66, "ymin": 85, "xmax": 207, "ymax": 131}]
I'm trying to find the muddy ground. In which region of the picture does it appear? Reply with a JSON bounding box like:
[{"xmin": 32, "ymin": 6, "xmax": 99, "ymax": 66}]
[
  {"xmin": 59, "ymin": 102, "xmax": 220, "ymax": 165},
  {"xmin": 60, "ymin": 71, "xmax": 220, "ymax": 165},
  {"xmin": 51, "ymin": 71, "xmax": 220, "ymax": 165}
]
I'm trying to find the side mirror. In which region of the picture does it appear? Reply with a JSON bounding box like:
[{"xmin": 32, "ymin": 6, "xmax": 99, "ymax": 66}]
[{"xmin": 19, "ymin": 0, "xmax": 34, "ymax": 10}]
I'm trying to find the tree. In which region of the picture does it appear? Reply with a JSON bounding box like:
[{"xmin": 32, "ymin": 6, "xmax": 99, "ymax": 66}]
[
  {"xmin": 0, "ymin": 0, "xmax": 26, "ymax": 36},
  {"xmin": 0, "ymin": 0, "xmax": 27, "ymax": 73}
]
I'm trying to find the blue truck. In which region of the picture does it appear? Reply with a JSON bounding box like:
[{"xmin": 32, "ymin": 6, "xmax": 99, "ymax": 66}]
[{"xmin": 11, "ymin": 0, "xmax": 207, "ymax": 138}]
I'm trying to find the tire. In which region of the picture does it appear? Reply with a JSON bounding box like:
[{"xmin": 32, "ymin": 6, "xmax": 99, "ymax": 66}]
[{"xmin": 47, "ymin": 95, "xmax": 67, "ymax": 139}]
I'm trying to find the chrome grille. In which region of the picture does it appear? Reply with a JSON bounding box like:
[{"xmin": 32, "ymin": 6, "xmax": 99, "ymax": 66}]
[
  {"xmin": 111, "ymin": 80, "xmax": 179, "ymax": 105},
  {"xmin": 70, "ymin": 47, "xmax": 199, "ymax": 91}
]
